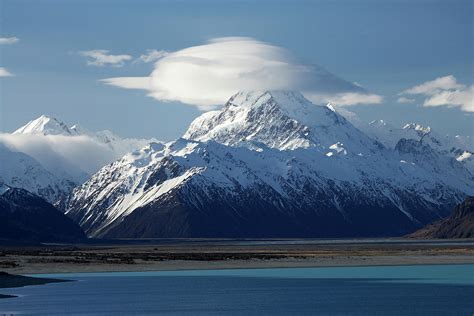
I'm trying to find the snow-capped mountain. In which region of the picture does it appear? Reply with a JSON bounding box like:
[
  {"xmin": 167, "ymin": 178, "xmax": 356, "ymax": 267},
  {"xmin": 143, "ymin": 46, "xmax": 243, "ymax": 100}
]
[
  {"xmin": 67, "ymin": 91, "xmax": 473, "ymax": 238},
  {"xmin": 2, "ymin": 115, "xmax": 160, "ymax": 181},
  {"xmin": 1, "ymin": 115, "xmax": 160, "ymax": 207},
  {"xmin": 183, "ymin": 91, "xmax": 380, "ymax": 153},
  {"xmin": 364, "ymin": 119, "xmax": 474, "ymax": 172},
  {"xmin": 13, "ymin": 115, "xmax": 157, "ymax": 157},
  {"xmin": 13, "ymin": 115, "xmax": 74, "ymax": 136},
  {"xmin": 0, "ymin": 144, "xmax": 75, "ymax": 207}
]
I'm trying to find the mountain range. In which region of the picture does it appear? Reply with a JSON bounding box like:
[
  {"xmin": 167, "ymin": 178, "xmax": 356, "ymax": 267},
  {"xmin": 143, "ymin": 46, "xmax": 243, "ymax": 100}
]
[
  {"xmin": 1, "ymin": 91, "xmax": 472, "ymax": 239},
  {"xmin": 63, "ymin": 91, "xmax": 473, "ymax": 238}
]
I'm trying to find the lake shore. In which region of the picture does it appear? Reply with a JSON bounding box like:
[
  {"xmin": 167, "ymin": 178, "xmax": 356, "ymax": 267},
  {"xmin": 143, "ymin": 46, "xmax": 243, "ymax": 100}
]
[
  {"xmin": 0, "ymin": 272, "xmax": 71, "ymax": 298},
  {"xmin": 1, "ymin": 238, "xmax": 473, "ymax": 274}
]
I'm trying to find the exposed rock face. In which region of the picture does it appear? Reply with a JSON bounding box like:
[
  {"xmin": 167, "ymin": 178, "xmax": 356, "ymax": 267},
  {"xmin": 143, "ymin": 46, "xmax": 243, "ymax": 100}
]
[
  {"xmin": 408, "ymin": 197, "xmax": 474, "ymax": 239},
  {"xmin": 0, "ymin": 184, "xmax": 86, "ymax": 242}
]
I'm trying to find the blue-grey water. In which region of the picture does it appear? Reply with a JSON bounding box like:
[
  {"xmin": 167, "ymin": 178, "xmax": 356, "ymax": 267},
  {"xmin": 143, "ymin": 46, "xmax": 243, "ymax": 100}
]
[{"xmin": 1, "ymin": 264, "xmax": 473, "ymax": 315}]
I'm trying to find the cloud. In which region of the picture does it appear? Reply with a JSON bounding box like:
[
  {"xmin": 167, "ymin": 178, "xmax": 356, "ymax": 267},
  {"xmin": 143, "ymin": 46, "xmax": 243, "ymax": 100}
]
[
  {"xmin": 401, "ymin": 75, "xmax": 473, "ymax": 112},
  {"xmin": 79, "ymin": 49, "xmax": 132, "ymax": 67},
  {"xmin": 0, "ymin": 133, "xmax": 118, "ymax": 181},
  {"xmin": 0, "ymin": 37, "xmax": 19, "ymax": 45},
  {"xmin": 135, "ymin": 49, "xmax": 169, "ymax": 63},
  {"xmin": 0, "ymin": 38, "xmax": 18, "ymax": 76},
  {"xmin": 307, "ymin": 92, "xmax": 383, "ymax": 106},
  {"xmin": 402, "ymin": 75, "xmax": 464, "ymax": 95},
  {"xmin": 102, "ymin": 37, "xmax": 382, "ymax": 110},
  {"xmin": 0, "ymin": 67, "xmax": 13, "ymax": 77},
  {"xmin": 423, "ymin": 85, "xmax": 474, "ymax": 112},
  {"xmin": 397, "ymin": 96, "xmax": 415, "ymax": 104},
  {"xmin": 101, "ymin": 77, "xmax": 151, "ymax": 90}
]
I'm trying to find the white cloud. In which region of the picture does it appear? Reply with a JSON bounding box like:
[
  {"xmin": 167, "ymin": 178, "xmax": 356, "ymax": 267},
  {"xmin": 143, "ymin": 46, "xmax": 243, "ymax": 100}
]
[
  {"xmin": 402, "ymin": 75, "xmax": 464, "ymax": 95},
  {"xmin": 0, "ymin": 38, "xmax": 18, "ymax": 76},
  {"xmin": 0, "ymin": 133, "xmax": 118, "ymax": 180},
  {"xmin": 102, "ymin": 37, "xmax": 382, "ymax": 110},
  {"xmin": 0, "ymin": 67, "xmax": 13, "ymax": 77},
  {"xmin": 79, "ymin": 49, "xmax": 132, "ymax": 67},
  {"xmin": 101, "ymin": 77, "xmax": 151, "ymax": 90},
  {"xmin": 0, "ymin": 37, "xmax": 19, "ymax": 45},
  {"xmin": 397, "ymin": 96, "xmax": 415, "ymax": 104},
  {"xmin": 135, "ymin": 49, "xmax": 169, "ymax": 63},
  {"xmin": 307, "ymin": 92, "xmax": 383, "ymax": 106},
  {"xmin": 424, "ymin": 85, "xmax": 474, "ymax": 112},
  {"xmin": 401, "ymin": 75, "xmax": 473, "ymax": 112}
]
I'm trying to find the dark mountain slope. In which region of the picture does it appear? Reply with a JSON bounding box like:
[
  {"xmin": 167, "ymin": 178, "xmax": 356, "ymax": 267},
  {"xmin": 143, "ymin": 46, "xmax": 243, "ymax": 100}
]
[
  {"xmin": 0, "ymin": 184, "xmax": 86, "ymax": 243},
  {"xmin": 408, "ymin": 197, "xmax": 474, "ymax": 238}
]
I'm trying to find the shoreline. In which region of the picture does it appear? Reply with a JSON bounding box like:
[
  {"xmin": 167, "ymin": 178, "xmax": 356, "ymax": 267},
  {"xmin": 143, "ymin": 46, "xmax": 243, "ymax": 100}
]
[
  {"xmin": 2, "ymin": 238, "xmax": 473, "ymax": 275},
  {"xmin": 0, "ymin": 272, "xmax": 72, "ymax": 299},
  {"xmin": 26, "ymin": 261, "xmax": 474, "ymax": 277}
]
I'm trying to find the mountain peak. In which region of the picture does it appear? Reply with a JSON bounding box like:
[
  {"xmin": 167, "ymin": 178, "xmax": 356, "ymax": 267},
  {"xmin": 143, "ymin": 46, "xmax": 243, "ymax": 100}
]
[
  {"xmin": 13, "ymin": 115, "xmax": 73, "ymax": 136},
  {"xmin": 70, "ymin": 124, "xmax": 90, "ymax": 135},
  {"xmin": 228, "ymin": 90, "xmax": 306, "ymax": 106},
  {"xmin": 403, "ymin": 123, "xmax": 431, "ymax": 135},
  {"xmin": 184, "ymin": 90, "xmax": 376, "ymax": 153},
  {"xmin": 226, "ymin": 90, "xmax": 326, "ymax": 127}
]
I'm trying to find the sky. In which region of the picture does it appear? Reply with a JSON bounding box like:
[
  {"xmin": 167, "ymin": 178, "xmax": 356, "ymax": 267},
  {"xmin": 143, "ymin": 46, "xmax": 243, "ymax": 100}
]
[{"xmin": 0, "ymin": 0, "xmax": 472, "ymax": 140}]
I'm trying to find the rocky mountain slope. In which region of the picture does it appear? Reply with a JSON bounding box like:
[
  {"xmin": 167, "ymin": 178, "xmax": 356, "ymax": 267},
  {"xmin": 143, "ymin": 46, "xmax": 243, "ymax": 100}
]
[
  {"xmin": 66, "ymin": 91, "xmax": 473, "ymax": 238},
  {"xmin": 408, "ymin": 197, "xmax": 474, "ymax": 238},
  {"xmin": 0, "ymin": 183, "xmax": 85, "ymax": 242}
]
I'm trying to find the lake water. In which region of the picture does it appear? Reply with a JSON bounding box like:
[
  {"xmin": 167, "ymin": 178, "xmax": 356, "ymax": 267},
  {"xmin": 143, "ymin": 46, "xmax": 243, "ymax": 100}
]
[{"xmin": 1, "ymin": 264, "xmax": 473, "ymax": 315}]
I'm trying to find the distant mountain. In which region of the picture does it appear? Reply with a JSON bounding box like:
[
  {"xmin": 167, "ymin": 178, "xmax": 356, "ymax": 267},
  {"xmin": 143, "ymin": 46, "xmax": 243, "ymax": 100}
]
[
  {"xmin": 12, "ymin": 115, "xmax": 158, "ymax": 162},
  {"xmin": 1, "ymin": 115, "xmax": 160, "ymax": 204},
  {"xmin": 0, "ymin": 143, "xmax": 75, "ymax": 207},
  {"xmin": 13, "ymin": 115, "xmax": 74, "ymax": 136},
  {"xmin": 66, "ymin": 91, "xmax": 473, "ymax": 238},
  {"xmin": 0, "ymin": 183, "xmax": 85, "ymax": 242},
  {"xmin": 408, "ymin": 197, "xmax": 474, "ymax": 239},
  {"xmin": 364, "ymin": 120, "xmax": 473, "ymax": 172}
]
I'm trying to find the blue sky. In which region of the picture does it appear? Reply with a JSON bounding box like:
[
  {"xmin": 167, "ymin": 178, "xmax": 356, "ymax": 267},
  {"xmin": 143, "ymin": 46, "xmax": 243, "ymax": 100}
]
[{"xmin": 0, "ymin": 0, "xmax": 472, "ymax": 139}]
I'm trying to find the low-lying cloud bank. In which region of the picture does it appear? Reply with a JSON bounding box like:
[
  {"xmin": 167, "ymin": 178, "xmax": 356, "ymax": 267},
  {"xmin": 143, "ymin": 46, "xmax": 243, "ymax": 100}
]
[
  {"xmin": 0, "ymin": 133, "xmax": 118, "ymax": 182},
  {"xmin": 101, "ymin": 37, "xmax": 382, "ymax": 110},
  {"xmin": 400, "ymin": 75, "xmax": 473, "ymax": 113}
]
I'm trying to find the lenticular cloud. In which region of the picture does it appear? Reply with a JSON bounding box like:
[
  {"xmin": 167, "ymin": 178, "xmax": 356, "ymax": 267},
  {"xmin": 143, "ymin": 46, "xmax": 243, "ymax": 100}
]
[{"xmin": 102, "ymin": 37, "xmax": 381, "ymax": 109}]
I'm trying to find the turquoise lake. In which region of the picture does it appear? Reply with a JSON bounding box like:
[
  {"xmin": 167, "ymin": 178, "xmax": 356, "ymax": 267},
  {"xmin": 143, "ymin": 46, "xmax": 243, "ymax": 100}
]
[{"xmin": 1, "ymin": 264, "xmax": 473, "ymax": 315}]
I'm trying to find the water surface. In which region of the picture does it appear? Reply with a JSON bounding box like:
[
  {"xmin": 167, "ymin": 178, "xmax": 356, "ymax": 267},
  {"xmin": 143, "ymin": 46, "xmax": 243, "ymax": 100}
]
[{"xmin": 1, "ymin": 264, "xmax": 473, "ymax": 315}]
